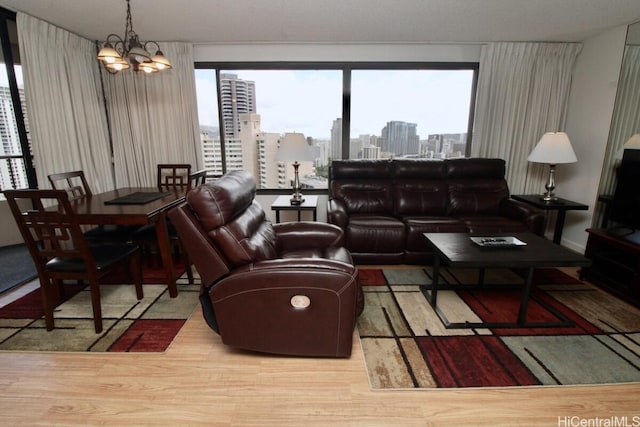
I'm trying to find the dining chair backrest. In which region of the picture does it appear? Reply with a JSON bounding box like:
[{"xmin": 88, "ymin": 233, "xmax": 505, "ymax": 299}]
[
  {"xmin": 157, "ymin": 164, "xmax": 192, "ymax": 191},
  {"xmin": 189, "ymin": 169, "xmax": 207, "ymax": 188},
  {"xmin": 5, "ymin": 189, "xmax": 92, "ymax": 277},
  {"xmin": 48, "ymin": 171, "xmax": 92, "ymax": 201}
]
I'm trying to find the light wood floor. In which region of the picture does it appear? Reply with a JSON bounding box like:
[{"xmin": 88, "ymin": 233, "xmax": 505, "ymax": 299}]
[{"xmin": 1, "ymin": 269, "xmax": 638, "ymax": 426}]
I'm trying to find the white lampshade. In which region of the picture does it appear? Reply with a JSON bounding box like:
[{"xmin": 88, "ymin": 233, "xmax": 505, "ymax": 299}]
[
  {"xmin": 623, "ymin": 134, "xmax": 640, "ymax": 150},
  {"xmin": 275, "ymin": 133, "xmax": 315, "ymax": 162},
  {"xmin": 527, "ymin": 132, "xmax": 577, "ymax": 164}
]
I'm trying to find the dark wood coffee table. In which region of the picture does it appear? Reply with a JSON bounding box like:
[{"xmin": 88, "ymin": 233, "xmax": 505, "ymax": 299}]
[{"xmin": 420, "ymin": 232, "xmax": 591, "ymax": 328}]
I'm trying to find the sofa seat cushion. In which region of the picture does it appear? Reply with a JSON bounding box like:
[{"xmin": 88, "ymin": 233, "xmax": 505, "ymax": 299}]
[
  {"xmin": 456, "ymin": 215, "xmax": 529, "ymax": 234},
  {"xmin": 346, "ymin": 215, "xmax": 405, "ymax": 253},
  {"xmin": 403, "ymin": 216, "xmax": 468, "ymax": 251}
]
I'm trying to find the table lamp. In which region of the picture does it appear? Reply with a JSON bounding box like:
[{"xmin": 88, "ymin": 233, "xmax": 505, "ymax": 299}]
[
  {"xmin": 527, "ymin": 132, "xmax": 577, "ymax": 201},
  {"xmin": 275, "ymin": 133, "xmax": 315, "ymax": 205}
]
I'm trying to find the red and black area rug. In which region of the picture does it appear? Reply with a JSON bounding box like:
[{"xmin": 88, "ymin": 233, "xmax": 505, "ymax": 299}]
[
  {"xmin": 0, "ymin": 267, "xmax": 200, "ymax": 352},
  {"xmin": 357, "ymin": 267, "xmax": 640, "ymax": 389}
]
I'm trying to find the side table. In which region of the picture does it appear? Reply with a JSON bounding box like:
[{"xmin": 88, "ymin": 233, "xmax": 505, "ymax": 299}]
[
  {"xmin": 271, "ymin": 195, "xmax": 318, "ymax": 223},
  {"xmin": 511, "ymin": 194, "xmax": 589, "ymax": 244}
]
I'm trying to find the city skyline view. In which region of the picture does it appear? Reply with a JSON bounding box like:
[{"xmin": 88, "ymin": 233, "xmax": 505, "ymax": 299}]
[{"xmin": 195, "ymin": 68, "xmax": 475, "ymax": 140}]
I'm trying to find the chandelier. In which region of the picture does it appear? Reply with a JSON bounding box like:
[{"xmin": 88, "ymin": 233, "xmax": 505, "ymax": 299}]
[{"xmin": 97, "ymin": 0, "xmax": 172, "ymax": 74}]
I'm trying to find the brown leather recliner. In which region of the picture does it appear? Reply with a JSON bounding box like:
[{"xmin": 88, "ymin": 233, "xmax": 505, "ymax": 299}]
[{"xmin": 168, "ymin": 170, "xmax": 362, "ymax": 357}]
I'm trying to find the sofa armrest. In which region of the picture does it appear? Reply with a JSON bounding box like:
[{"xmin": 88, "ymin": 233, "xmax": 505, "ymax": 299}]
[
  {"xmin": 499, "ymin": 199, "xmax": 545, "ymax": 235},
  {"xmin": 327, "ymin": 198, "xmax": 348, "ymax": 230},
  {"xmin": 273, "ymin": 221, "xmax": 344, "ymax": 251}
]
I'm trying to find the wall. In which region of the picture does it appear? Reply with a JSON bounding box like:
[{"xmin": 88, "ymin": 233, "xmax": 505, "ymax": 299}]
[
  {"xmin": 193, "ymin": 43, "xmax": 481, "ymax": 63},
  {"xmin": 562, "ymin": 24, "xmax": 627, "ymax": 252},
  {"xmin": 0, "ymin": 201, "xmax": 24, "ymax": 245}
]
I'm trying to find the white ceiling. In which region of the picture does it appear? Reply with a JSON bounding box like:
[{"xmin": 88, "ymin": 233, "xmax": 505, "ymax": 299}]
[{"xmin": 1, "ymin": 0, "xmax": 639, "ymax": 44}]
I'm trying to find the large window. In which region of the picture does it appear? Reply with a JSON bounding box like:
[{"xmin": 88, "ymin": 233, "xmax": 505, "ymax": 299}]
[
  {"xmin": 194, "ymin": 63, "xmax": 477, "ymax": 190},
  {"xmin": 0, "ymin": 9, "xmax": 33, "ymax": 199}
]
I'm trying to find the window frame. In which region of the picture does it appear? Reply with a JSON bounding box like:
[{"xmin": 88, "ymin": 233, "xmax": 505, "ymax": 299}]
[
  {"xmin": 0, "ymin": 8, "xmax": 36, "ymax": 194},
  {"xmin": 194, "ymin": 61, "xmax": 479, "ymax": 193}
]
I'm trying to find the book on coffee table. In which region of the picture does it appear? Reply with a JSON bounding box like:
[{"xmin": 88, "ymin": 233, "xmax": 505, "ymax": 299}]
[{"xmin": 469, "ymin": 236, "xmax": 527, "ymax": 247}]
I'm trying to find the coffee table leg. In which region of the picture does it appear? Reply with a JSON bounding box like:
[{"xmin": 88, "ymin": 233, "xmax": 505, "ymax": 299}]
[
  {"xmin": 430, "ymin": 255, "xmax": 441, "ymax": 306},
  {"xmin": 517, "ymin": 267, "xmax": 535, "ymax": 325}
]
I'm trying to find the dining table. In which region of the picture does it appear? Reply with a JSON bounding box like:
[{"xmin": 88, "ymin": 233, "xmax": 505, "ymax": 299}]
[{"xmin": 65, "ymin": 187, "xmax": 188, "ymax": 297}]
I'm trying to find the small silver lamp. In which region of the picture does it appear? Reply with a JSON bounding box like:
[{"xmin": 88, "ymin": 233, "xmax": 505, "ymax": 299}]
[
  {"xmin": 275, "ymin": 133, "xmax": 315, "ymax": 205},
  {"xmin": 527, "ymin": 132, "xmax": 577, "ymax": 201}
]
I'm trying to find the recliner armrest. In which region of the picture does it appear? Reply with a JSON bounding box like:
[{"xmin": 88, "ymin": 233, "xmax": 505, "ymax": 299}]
[{"xmin": 273, "ymin": 221, "xmax": 344, "ymax": 251}]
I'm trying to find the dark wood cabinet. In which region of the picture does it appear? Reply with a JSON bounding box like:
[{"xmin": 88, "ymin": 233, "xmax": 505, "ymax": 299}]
[{"xmin": 582, "ymin": 228, "xmax": 640, "ymax": 307}]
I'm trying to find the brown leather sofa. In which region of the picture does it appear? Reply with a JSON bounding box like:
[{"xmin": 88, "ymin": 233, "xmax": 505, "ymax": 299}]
[
  {"xmin": 168, "ymin": 170, "xmax": 362, "ymax": 357},
  {"xmin": 328, "ymin": 158, "xmax": 545, "ymax": 264}
]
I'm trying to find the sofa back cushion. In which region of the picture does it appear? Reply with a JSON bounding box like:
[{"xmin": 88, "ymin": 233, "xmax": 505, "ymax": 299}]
[
  {"xmin": 394, "ymin": 182, "xmax": 448, "ymax": 216},
  {"xmin": 187, "ymin": 170, "xmax": 277, "ymax": 267},
  {"xmin": 447, "ymin": 180, "xmax": 509, "ymax": 215},
  {"xmin": 331, "ymin": 182, "xmax": 394, "ymax": 215},
  {"xmin": 393, "ymin": 159, "xmax": 446, "ymax": 179},
  {"xmin": 445, "ymin": 158, "xmax": 509, "ymax": 215},
  {"xmin": 330, "ymin": 160, "xmax": 394, "ymax": 215},
  {"xmin": 392, "ymin": 160, "xmax": 448, "ymax": 215},
  {"xmin": 445, "ymin": 158, "xmax": 506, "ymax": 179}
]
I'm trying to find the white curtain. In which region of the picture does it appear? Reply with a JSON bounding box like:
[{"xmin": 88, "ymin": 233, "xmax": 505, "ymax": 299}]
[
  {"xmin": 100, "ymin": 43, "xmax": 201, "ymax": 188},
  {"xmin": 472, "ymin": 42, "xmax": 582, "ymax": 194},
  {"xmin": 17, "ymin": 13, "xmax": 115, "ymax": 193}
]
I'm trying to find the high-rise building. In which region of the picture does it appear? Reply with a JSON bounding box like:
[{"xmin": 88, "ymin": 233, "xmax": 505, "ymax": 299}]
[
  {"xmin": 257, "ymin": 131, "xmax": 281, "ymax": 189},
  {"xmin": 330, "ymin": 118, "xmax": 342, "ymax": 160},
  {"xmin": 427, "ymin": 133, "xmax": 467, "ymax": 158},
  {"xmin": 0, "ymin": 85, "xmax": 29, "ymax": 191},
  {"xmin": 219, "ymin": 73, "xmax": 256, "ymax": 139},
  {"xmin": 381, "ymin": 121, "xmax": 419, "ymax": 156},
  {"xmin": 200, "ymin": 126, "xmax": 223, "ymax": 177}
]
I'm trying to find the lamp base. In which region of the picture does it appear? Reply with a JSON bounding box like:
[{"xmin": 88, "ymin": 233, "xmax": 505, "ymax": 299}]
[
  {"xmin": 539, "ymin": 164, "xmax": 557, "ymax": 202},
  {"xmin": 290, "ymin": 194, "xmax": 304, "ymax": 205}
]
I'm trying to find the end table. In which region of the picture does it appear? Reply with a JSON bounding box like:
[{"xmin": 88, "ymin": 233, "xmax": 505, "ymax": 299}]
[
  {"xmin": 271, "ymin": 195, "xmax": 318, "ymax": 223},
  {"xmin": 511, "ymin": 194, "xmax": 588, "ymax": 244}
]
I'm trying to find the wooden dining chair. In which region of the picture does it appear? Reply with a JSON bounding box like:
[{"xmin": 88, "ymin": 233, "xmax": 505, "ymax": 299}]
[
  {"xmin": 48, "ymin": 170, "xmax": 136, "ymax": 242},
  {"xmin": 132, "ymin": 164, "xmax": 195, "ymax": 285},
  {"xmin": 47, "ymin": 170, "xmax": 92, "ymax": 200},
  {"xmin": 4, "ymin": 189, "xmax": 143, "ymax": 333},
  {"xmin": 157, "ymin": 164, "xmax": 192, "ymax": 191},
  {"xmin": 189, "ymin": 169, "xmax": 207, "ymax": 188}
]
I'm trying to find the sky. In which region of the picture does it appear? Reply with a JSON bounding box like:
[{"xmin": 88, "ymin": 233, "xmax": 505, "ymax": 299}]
[
  {"xmin": 195, "ymin": 68, "xmax": 474, "ymax": 140},
  {"xmin": 0, "ymin": 65, "xmax": 23, "ymax": 86}
]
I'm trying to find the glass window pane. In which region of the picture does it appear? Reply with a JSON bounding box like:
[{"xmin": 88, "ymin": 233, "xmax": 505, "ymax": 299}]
[
  {"xmin": 350, "ymin": 69, "xmax": 474, "ymax": 159},
  {"xmin": 194, "ymin": 69, "xmax": 223, "ymax": 178},
  {"xmin": 194, "ymin": 69, "xmax": 342, "ymax": 189},
  {"xmin": 0, "ymin": 18, "xmax": 30, "ymax": 196}
]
